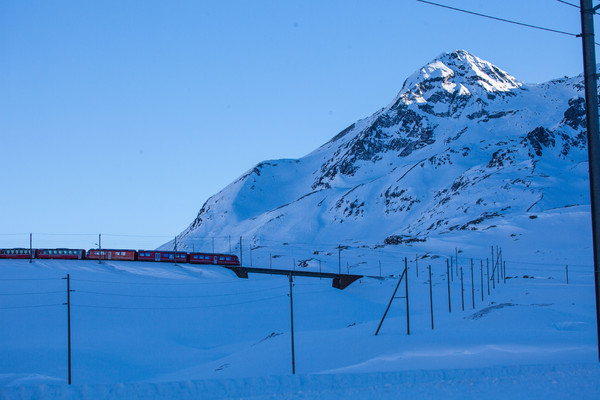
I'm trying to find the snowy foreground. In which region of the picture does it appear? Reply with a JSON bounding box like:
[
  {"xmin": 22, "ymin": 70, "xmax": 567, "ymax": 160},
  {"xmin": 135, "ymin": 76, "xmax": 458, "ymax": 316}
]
[{"xmin": 1, "ymin": 241, "xmax": 599, "ymax": 399}]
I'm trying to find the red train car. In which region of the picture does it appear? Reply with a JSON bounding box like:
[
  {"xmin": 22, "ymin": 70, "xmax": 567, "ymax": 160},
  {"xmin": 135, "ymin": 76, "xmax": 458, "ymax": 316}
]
[
  {"xmin": 87, "ymin": 249, "xmax": 137, "ymax": 261},
  {"xmin": 36, "ymin": 248, "xmax": 85, "ymax": 260},
  {"xmin": 137, "ymin": 250, "xmax": 188, "ymax": 263},
  {"xmin": 0, "ymin": 248, "xmax": 35, "ymax": 259},
  {"xmin": 189, "ymin": 252, "xmax": 240, "ymax": 266}
]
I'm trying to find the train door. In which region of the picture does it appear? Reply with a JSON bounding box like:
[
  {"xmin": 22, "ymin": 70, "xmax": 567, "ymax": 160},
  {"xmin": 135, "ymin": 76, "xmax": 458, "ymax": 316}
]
[
  {"xmin": 213, "ymin": 255, "xmax": 218, "ymax": 265},
  {"xmin": 155, "ymin": 252, "xmax": 161, "ymax": 262}
]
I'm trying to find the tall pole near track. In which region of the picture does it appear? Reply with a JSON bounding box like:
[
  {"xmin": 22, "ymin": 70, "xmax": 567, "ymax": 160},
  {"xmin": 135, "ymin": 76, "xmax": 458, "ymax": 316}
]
[
  {"xmin": 64, "ymin": 274, "xmax": 72, "ymax": 385},
  {"xmin": 580, "ymin": 0, "xmax": 600, "ymax": 362},
  {"xmin": 289, "ymin": 274, "xmax": 296, "ymax": 374}
]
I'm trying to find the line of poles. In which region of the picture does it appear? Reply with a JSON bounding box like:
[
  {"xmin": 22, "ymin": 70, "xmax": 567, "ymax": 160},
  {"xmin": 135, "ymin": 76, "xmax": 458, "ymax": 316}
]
[{"xmin": 376, "ymin": 250, "xmax": 508, "ymax": 336}]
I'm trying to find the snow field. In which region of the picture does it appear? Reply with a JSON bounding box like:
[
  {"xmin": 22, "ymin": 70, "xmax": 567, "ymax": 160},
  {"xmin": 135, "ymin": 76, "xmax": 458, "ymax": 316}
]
[{"xmin": 1, "ymin": 236, "xmax": 598, "ymax": 399}]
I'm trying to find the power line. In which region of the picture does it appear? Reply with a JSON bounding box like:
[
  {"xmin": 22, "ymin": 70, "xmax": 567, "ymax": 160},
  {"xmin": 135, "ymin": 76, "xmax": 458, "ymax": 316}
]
[
  {"xmin": 556, "ymin": 0, "xmax": 580, "ymax": 9},
  {"xmin": 0, "ymin": 291, "xmax": 63, "ymax": 296},
  {"xmin": 70, "ymin": 275, "xmax": 280, "ymax": 286},
  {"xmin": 0, "ymin": 304, "xmax": 63, "ymax": 310},
  {"xmin": 75, "ymin": 285, "xmax": 287, "ymax": 298},
  {"xmin": 416, "ymin": 0, "xmax": 580, "ymax": 38},
  {"xmin": 0, "ymin": 278, "xmax": 61, "ymax": 281},
  {"xmin": 72, "ymin": 294, "xmax": 286, "ymax": 310}
]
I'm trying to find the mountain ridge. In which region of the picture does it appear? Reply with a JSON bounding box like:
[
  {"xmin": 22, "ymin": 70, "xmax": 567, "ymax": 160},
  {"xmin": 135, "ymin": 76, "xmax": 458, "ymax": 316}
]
[{"xmin": 163, "ymin": 50, "xmax": 592, "ymax": 254}]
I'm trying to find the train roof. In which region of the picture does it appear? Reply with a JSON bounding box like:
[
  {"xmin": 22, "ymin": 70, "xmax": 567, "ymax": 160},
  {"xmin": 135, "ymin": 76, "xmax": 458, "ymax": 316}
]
[{"xmin": 88, "ymin": 248, "xmax": 136, "ymax": 251}]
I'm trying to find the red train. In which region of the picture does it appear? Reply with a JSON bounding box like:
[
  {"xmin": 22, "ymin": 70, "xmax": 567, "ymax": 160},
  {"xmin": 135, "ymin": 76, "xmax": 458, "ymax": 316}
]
[{"xmin": 0, "ymin": 248, "xmax": 240, "ymax": 266}]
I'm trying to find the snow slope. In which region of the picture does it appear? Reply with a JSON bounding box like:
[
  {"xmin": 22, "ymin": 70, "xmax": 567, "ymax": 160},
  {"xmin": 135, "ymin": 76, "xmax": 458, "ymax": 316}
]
[
  {"xmin": 166, "ymin": 50, "xmax": 592, "ymax": 267},
  {"xmin": 1, "ymin": 251, "xmax": 598, "ymax": 398}
]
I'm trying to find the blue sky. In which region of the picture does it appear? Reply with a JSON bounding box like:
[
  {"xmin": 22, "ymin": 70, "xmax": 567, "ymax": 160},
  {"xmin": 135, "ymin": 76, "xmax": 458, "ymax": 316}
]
[{"xmin": 0, "ymin": 0, "xmax": 592, "ymax": 249}]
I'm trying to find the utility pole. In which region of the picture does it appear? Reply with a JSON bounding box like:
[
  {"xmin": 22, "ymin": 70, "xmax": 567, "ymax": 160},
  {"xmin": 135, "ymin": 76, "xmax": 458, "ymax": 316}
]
[
  {"xmin": 580, "ymin": 0, "xmax": 600, "ymax": 362},
  {"xmin": 415, "ymin": 254, "xmax": 419, "ymax": 278},
  {"xmin": 64, "ymin": 274, "xmax": 72, "ymax": 385},
  {"xmin": 289, "ymin": 274, "xmax": 296, "ymax": 374},
  {"xmin": 446, "ymin": 258, "xmax": 451, "ymax": 313},
  {"xmin": 29, "ymin": 233, "xmax": 33, "ymax": 263},
  {"xmin": 429, "ymin": 265, "xmax": 434, "ymax": 330},
  {"xmin": 337, "ymin": 245, "xmax": 342, "ymax": 274},
  {"xmin": 98, "ymin": 233, "xmax": 102, "ymax": 264}
]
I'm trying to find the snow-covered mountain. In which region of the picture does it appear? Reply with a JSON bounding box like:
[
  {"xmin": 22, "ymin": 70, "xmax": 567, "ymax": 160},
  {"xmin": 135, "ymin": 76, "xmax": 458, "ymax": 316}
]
[{"xmin": 164, "ymin": 50, "xmax": 591, "ymax": 256}]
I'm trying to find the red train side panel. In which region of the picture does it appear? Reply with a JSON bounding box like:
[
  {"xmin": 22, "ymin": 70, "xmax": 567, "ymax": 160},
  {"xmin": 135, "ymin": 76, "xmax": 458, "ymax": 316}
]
[
  {"xmin": 87, "ymin": 249, "xmax": 137, "ymax": 261},
  {"xmin": 0, "ymin": 248, "xmax": 35, "ymax": 259},
  {"xmin": 189, "ymin": 253, "xmax": 240, "ymax": 266},
  {"xmin": 36, "ymin": 249, "xmax": 85, "ymax": 260},
  {"xmin": 137, "ymin": 251, "xmax": 188, "ymax": 263},
  {"xmin": 216, "ymin": 254, "xmax": 240, "ymax": 266}
]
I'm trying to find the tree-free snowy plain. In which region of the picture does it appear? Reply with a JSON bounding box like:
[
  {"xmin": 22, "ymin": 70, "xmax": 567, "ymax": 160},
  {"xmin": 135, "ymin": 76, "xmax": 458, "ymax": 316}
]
[{"xmin": 1, "ymin": 223, "xmax": 599, "ymax": 399}]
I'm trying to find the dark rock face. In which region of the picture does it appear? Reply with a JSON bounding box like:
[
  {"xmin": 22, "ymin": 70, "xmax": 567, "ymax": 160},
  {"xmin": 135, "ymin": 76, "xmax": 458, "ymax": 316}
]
[
  {"xmin": 563, "ymin": 97, "xmax": 586, "ymax": 131},
  {"xmin": 525, "ymin": 127, "xmax": 555, "ymax": 157}
]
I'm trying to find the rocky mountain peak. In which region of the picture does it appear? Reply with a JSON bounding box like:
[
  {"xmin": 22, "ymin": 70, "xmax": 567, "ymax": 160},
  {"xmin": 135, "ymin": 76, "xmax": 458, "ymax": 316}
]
[{"xmin": 394, "ymin": 50, "xmax": 522, "ymax": 107}]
